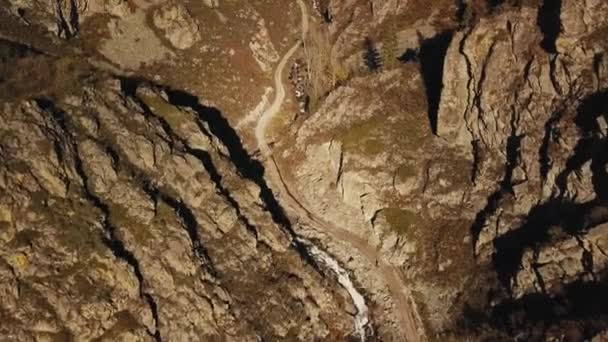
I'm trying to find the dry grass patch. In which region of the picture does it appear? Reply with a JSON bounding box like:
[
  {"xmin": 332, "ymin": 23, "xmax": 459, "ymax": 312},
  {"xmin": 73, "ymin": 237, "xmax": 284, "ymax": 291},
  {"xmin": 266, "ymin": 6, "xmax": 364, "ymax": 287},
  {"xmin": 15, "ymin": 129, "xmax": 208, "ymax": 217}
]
[
  {"xmin": 0, "ymin": 55, "xmax": 95, "ymax": 103},
  {"xmin": 381, "ymin": 207, "xmax": 419, "ymax": 237},
  {"xmin": 138, "ymin": 93, "xmax": 190, "ymax": 130},
  {"xmin": 267, "ymin": 110, "xmax": 297, "ymax": 142}
]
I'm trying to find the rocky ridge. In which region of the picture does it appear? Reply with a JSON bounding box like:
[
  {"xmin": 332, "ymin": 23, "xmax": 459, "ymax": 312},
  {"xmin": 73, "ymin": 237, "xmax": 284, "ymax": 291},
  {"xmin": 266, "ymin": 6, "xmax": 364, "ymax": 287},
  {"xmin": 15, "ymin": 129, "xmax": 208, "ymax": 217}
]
[
  {"xmin": 0, "ymin": 62, "xmax": 361, "ymax": 339},
  {"xmin": 1, "ymin": 0, "xmax": 608, "ymax": 341},
  {"xmin": 271, "ymin": 0, "xmax": 608, "ymax": 340}
]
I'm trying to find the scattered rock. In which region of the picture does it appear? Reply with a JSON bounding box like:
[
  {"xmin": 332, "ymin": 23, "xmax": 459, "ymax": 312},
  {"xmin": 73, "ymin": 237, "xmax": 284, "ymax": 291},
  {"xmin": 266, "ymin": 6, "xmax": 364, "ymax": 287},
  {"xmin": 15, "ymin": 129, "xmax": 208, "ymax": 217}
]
[
  {"xmin": 153, "ymin": 3, "xmax": 201, "ymax": 50},
  {"xmin": 202, "ymin": 0, "xmax": 220, "ymax": 9}
]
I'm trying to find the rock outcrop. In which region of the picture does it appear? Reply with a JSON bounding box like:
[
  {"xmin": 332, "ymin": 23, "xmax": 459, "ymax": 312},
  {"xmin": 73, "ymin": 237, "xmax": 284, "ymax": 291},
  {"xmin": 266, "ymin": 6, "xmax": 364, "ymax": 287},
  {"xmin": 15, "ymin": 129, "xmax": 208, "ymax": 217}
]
[
  {"xmin": 272, "ymin": 0, "xmax": 608, "ymax": 339},
  {"xmin": 2, "ymin": 0, "xmax": 608, "ymax": 340},
  {"xmin": 202, "ymin": 0, "xmax": 220, "ymax": 9},
  {"xmin": 0, "ymin": 53, "xmax": 357, "ymax": 339},
  {"xmin": 153, "ymin": 3, "xmax": 201, "ymax": 50}
]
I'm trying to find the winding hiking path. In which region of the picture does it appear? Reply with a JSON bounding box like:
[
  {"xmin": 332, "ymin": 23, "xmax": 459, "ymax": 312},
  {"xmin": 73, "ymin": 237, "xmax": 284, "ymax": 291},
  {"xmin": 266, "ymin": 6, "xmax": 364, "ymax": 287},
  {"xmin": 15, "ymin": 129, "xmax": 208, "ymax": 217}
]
[
  {"xmin": 255, "ymin": 1, "xmax": 425, "ymax": 341},
  {"xmin": 255, "ymin": 0, "xmax": 309, "ymax": 150}
]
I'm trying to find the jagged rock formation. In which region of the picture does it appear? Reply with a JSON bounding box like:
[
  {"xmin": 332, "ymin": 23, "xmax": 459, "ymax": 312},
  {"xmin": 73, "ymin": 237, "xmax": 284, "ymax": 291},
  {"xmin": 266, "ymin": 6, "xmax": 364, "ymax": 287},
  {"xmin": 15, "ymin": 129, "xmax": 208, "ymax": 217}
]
[
  {"xmin": 437, "ymin": 5, "xmax": 608, "ymax": 339},
  {"xmin": 2, "ymin": 0, "xmax": 608, "ymax": 340},
  {"xmin": 271, "ymin": 0, "xmax": 608, "ymax": 340},
  {"xmin": 0, "ymin": 51, "xmax": 358, "ymax": 338}
]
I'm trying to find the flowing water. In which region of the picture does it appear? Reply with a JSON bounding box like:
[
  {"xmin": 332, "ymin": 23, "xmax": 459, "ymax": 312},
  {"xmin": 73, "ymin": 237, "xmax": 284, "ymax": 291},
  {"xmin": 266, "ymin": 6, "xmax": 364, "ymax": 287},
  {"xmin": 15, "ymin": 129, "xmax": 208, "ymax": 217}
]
[{"xmin": 296, "ymin": 238, "xmax": 370, "ymax": 341}]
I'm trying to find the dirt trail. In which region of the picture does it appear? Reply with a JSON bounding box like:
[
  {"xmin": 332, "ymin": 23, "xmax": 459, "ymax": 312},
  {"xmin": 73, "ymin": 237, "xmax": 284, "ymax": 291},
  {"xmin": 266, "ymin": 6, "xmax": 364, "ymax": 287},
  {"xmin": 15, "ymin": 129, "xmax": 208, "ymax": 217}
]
[
  {"xmin": 255, "ymin": 1, "xmax": 425, "ymax": 341},
  {"xmin": 255, "ymin": 0, "xmax": 308, "ymax": 150}
]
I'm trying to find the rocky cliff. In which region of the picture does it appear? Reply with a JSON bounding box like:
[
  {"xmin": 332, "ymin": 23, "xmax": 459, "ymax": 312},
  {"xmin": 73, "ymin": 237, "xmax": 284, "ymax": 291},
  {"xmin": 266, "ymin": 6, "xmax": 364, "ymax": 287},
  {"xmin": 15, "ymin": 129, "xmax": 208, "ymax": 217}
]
[
  {"xmin": 272, "ymin": 0, "xmax": 608, "ymax": 340},
  {"xmin": 1, "ymin": 0, "xmax": 608, "ymax": 341},
  {"xmin": 0, "ymin": 69, "xmax": 365, "ymax": 339}
]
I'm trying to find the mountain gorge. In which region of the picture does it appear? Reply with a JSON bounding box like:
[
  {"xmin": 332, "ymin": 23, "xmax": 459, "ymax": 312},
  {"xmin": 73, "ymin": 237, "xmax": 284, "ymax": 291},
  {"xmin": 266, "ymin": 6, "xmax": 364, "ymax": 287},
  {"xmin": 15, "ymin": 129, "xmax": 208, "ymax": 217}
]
[{"xmin": 0, "ymin": 0, "xmax": 607, "ymax": 341}]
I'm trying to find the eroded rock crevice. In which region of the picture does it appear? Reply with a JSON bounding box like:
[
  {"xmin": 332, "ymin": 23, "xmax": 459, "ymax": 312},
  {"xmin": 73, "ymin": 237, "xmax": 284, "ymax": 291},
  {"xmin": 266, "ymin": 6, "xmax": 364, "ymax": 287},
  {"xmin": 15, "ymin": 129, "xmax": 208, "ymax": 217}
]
[
  {"xmin": 121, "ymin": 80, "xmax": 261, "ymax": 243},
  {"xmin": 53, "ymin": 0, "xmax": 81, "ymax": 39},
  {"xmin": 471, "ymin": 111, "xmax": 522, "ymax": 252},
  {"xmin": 118, "ymin": 77, "xmax": 330, "ymax": 276},
  {"xmin": 419, "ymin": 31, "xmax": 454, "ymax": 135},
  {"xmin": 538, "ymin": 109, "xmax": 563, "ymax": 183},
  {"xmin": 457, "ymin": 28, "xmax": 477, "ymax": 139},
  {"xmin": 159, "ymin": 86, "xmax": 325, "ymax": 272},
  {"xmin": 187, "ymin": 148, "xmax": 260, "ymax": 240},
  {"xmin": 36, "ymin": 98, "xmax": 163, "ymax": 342},
  {"xmin": 143, "ymin": 183, "xmax": 219, "ymax": 277},
  {"xmin": 537, "ymin": 0, "xmax": 562, "ymax": 54}
]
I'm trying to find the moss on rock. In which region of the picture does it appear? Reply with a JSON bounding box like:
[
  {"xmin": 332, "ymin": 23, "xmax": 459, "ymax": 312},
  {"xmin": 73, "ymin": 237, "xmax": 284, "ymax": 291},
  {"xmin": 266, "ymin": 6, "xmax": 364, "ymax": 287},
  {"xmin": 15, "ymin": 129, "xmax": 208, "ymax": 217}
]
[
  {"xmin": 381, "ymin": 207, "xmax": 419, "ymax": 236},
  {"xmin": 139, "ymin": 93, "xmax": 189, "ymax": 130}
]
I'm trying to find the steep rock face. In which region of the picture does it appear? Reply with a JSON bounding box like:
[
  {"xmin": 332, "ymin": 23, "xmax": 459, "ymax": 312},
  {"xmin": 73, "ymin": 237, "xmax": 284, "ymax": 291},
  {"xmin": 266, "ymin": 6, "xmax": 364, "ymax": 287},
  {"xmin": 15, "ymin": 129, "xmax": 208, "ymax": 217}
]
[
  {"xmin": 273, "ymin": 0, "xmax": 608, "ymax": 339},
  {"xmin": 276, "ymin": 61, "xmax": 447, "ymax": 340},
  {"xmin": 514, "ymin": 222, "xmax": 608, "ymax": 299},
  {"xmin": 0, "ymin": 68, "xmax": 357, "ymax": 340},
  {"xmin": 438, "ymin": 0, "xmax": 608, "ymax": 289},
  {"xmin": 446, "ymin": 2, "xmax": 608, "ymax": 337},
  {"xmin": 291, "ymin": 66, "xmax": 430, "ymax": 267},
  {"xmin": 2, "ymin": 0, "xmax": 608, "ymax": 340}
]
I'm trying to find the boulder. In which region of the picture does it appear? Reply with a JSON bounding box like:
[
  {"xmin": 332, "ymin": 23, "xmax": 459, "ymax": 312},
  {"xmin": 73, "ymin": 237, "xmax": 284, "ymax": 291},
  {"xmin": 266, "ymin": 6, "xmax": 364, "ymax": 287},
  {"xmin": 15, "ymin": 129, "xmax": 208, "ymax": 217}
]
[{"xmin": 153, "ymin": 3, "xmax": 201, "ymax": 50}]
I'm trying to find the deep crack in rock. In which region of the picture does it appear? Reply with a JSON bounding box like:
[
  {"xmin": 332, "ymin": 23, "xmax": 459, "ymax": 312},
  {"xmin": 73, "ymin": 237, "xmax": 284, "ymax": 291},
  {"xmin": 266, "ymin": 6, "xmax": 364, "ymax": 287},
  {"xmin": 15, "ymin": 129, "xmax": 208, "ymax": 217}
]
[
  {"xmin": 537, "ymin": 0, "xmax": 562, "ymax": 54},
  {"xmin": 35, "ymin": 98, "xmax": 163, "ymax": 342}
]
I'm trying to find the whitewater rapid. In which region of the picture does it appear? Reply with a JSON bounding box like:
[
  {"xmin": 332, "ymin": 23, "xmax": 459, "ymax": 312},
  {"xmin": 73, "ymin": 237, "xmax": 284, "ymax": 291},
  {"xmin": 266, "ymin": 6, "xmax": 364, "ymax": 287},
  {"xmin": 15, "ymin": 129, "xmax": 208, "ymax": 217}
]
[{"xmin": 296, "ymin": 237, "xmax": 370, "ymax": 341}]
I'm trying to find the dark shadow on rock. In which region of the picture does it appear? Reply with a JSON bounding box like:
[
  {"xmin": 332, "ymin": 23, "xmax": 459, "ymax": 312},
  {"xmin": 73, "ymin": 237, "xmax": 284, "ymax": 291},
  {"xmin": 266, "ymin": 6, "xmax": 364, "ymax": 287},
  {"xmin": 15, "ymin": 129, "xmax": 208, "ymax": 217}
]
[
  {"xmin": 0, "ymin": 38, "xmax": 42, "ymax": 63},
  {"xmin": 555, "ymin": 91, "xmax": 608, "ymax": 199},
  {"xmin": 492, "ymin": 199, "xmax": 592, "ymax": 288},
  {"xmin": 128, "ymin": 85, "xmax": 323, "ymax": 272},
  {"xmin": 538, "ymin": 0, "xmax": 562, "ymax": 54},
  {"xmin": 418, "ymin": 31, "xmax": 454, "ymax": 135},
  {"xmin": 164, "ymin": 89, "xmax": 324, "ymax": 272},
  {"xmin": 143, "ymin": 182, "xmax": 219, "ymax": 277},
  {"xmin": 488, "ymin": 90, "xmax": 608, "ymax": 288},
  {"xmin": 35, "ymin": 98, "xmax": 162, "ymax": 342},
  {"xmin": 470, "ymin": 128, "xmax": 523, "ymax": 250},
  {"xmin": 491, "ymin": 272, "xmax": 608, "ymax": 339},
  {"xmin": 458, "ymin": 270, "xmax": 608, "ymax": 340},
  {"xmin": 539, "ymin": 110, "xmax": 563, "ymax": 182},
  {"xmin": 399, "ymin": 48, "xmax": 418, "ymax": 63},
  {"xmin": 456, "ymin": 0, "xmax": 468, "ymax": 23},
  {"xmin": 486, "ymin": 0, "xmax": 505, "ymax": 10}
]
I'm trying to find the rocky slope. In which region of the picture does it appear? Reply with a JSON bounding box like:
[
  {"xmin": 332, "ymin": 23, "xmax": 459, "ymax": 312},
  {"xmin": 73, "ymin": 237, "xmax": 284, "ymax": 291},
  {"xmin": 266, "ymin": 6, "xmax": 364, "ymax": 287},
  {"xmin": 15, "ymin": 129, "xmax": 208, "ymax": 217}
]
[
  {"xmin": 0, "ymin": 0, "xmax": 377, "ymax": 340},
  {"xmin": 0, "ymin": 7, "xmax": 367, "ymax": 335},
  {"xmin": 2, "ymin": 0, "xmax": 608, "ymax": 341},
  {"xmin": 271, "ymin": 0, "xmax": 608, "ymax": 340},
  {"xmin": 0, "ymin": 67, "xmax": 367, "ymax": 339}
]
